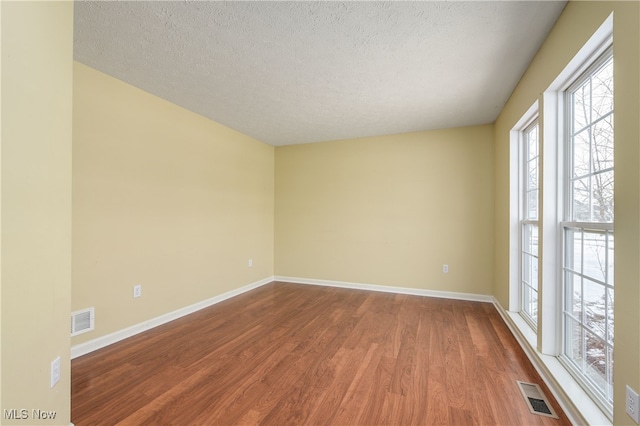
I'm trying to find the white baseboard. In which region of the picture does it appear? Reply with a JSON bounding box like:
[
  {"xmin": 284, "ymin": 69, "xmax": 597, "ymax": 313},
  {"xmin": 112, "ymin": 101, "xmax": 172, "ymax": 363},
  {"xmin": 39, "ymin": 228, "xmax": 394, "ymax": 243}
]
[
  {"xmin": 71, "ymin": 276, "xmax": 274, "ymax": 359},
  {"xmin": 274, "ymin": 275, "xmax": 493, "ymax": 303},
  {"xmin": 492, "ymin": 298, "xmax": 611, "ymax": 426}
]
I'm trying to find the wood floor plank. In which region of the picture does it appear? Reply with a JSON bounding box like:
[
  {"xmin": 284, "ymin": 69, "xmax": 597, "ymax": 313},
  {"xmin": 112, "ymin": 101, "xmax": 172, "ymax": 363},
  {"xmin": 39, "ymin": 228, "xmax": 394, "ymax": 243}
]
[
  {"xmin": 72, "ymin": 282, "xmax": 573, "ymax": 425},
  {"xmin": 425, "ymin": 303, "xmax": 451, "ymax": 425},
  {"xmin": 301, "ymin": 346, "xmax": 358, "ymax": 425},
  {"xmin": 330, "ymin": 343, "xmax": 381, "ymax": 425},
  {"xmin": 357, "ymin": 354, "xmax": 395, "ymax": 426}
]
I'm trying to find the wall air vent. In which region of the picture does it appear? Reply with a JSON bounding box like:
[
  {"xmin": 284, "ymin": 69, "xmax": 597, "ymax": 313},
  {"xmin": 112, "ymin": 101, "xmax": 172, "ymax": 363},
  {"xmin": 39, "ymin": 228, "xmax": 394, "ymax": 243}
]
[
  {"xmin": 71, "ymin": 307, "xmax": 94, "ymax": 336},
  {"xmin": 516, "ymin": 380, "xmax": 559, "ymax": 419}
]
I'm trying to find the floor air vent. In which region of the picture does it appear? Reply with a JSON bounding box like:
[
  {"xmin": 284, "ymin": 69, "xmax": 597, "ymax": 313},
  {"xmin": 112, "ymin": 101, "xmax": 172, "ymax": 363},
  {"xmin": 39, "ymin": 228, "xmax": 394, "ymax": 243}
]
[
  {"xmin": 71, "ymin": 307, "xmax": 94, "ymax": 336},
  {"xmin": 516, "ymin": 381, "xmax": 559, "ymax": 419}
]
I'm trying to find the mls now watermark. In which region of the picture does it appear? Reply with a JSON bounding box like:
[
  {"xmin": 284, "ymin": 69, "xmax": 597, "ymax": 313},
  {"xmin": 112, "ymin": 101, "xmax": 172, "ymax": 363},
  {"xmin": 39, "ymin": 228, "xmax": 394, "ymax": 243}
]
[{"xmin": 4, "ymin": 409, "xmax": 57, "ymax": 420}]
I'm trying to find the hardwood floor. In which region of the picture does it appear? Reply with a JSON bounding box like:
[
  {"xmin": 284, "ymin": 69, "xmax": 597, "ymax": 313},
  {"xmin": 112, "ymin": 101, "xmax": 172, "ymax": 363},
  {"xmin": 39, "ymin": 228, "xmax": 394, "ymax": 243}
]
[{"xmin": 72, "ymin": 282, "xmax": 571, "ymax": 425}]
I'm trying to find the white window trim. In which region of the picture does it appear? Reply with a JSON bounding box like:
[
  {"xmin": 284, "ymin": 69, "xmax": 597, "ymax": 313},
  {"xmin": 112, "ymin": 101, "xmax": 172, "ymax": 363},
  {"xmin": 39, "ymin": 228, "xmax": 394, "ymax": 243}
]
[{"xmin": 538, "ymin": 90, "xmax": 563, "ymax": 356}]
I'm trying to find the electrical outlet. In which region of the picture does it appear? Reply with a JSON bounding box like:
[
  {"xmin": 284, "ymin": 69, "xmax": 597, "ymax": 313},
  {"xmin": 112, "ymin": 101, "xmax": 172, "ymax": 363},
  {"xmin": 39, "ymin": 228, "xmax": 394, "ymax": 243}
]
[
  {"xmin": 443, "ymin": 264, "xmax": 449, "ymax": 273},
  {"xmin": 248, "ymin": 259, "xmax": 253, "ymax": 267},
  {"xmin": 50, "ymin": 356, "xmax": 61, "ymax": 388},
  {"xmin": 627, "ymin": 385, "xmax": 640, "ymax": 424},
  {"xmin": 133, "ymin": 285, "xmax": 142, "ymax": 298}
]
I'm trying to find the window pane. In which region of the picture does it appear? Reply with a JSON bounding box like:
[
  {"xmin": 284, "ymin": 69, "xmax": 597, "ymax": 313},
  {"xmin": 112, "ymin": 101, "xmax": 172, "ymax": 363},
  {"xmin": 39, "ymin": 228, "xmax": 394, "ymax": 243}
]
[
  {"xmin": 593, "ymin": 170, "xmax": 614, "ymax": 222},
  {"xmin": 592, "ymin": 60, "xmax": 614, "ymax": 120},
  {"xmin": 565, "ymin": 270, "xmax": 582, "ymax": 318},
  {"xmin": 607, "ymin": 288, "xmax": 614, "ymax": 344},
  {"xmin": 531, "ymin": 225, "xmax": 538, "ymax": 256},
  {"xmin": 571, "ymin": 173, "xmax": 614, "ymax": 222},
  {"xmin": 565, "ymin": 229, "xmax": 582, "ymax": 272},
  {"xmin": 531, "ymin": 287, "xmax": 538, "ymax": 320},
  {"xmin": 572, "ymin": 177, "xmax": 591, "ymax": 221},
  {"xmin": 528, "ymin": 159, "xmax": 537, "ymax": 189},
  {"xmin": 607, "ymin": 346, "xmax": 614, "ymax": 399},
  {"xmin": 583, "ymin": 232, "xmax": 606, "ymax": 283},
  {"xmin": 607, "ymin": 234, "xmax": 614, "ymax": 285},
  {"xmin": 523, "ymin": 252, "xmax": 531, "ymax": 284},
  {"xmin": 572, "ymin": 83, "xmax": 590, "ymax": 132},
  {"xmin": 565, "ymin": 317, "xmax": 584, "ymax": 365},
  {"xmin": 592, "ymin": 115, "xmax": 613, "ymax": 173},
  {"xmin": 523, "ymin": 285, "xmax": 532, "ymax": 315},
  {"xmin": 573, "ymin": 129, "xmax": 591, "ymax": 178},
  {"xmin": 524, "ymin": 224, "xmax": 536, "ymax": 255},
  {"xmin": 585, "ymin": 331, "xmax": 606, "ymax": 392},
  {"xmin": 584, "ymin": 278, "xmax": 606, "ymax": 340},
  {"xmin": 528, "ymin": 129, "xmax": 538, "ymax": 158},
  {"xmin": 523, "ymin": 251, "xmax": 539, "ymax": 324},
  {"xmin": 527, "ymin": 190, "xmax": 538, "ymax": 220}
]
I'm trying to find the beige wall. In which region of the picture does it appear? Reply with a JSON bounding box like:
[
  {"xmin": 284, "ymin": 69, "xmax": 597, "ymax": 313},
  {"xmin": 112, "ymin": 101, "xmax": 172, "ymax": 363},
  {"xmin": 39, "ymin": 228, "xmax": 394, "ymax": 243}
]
[
  {"xmin": 275, "ymin": 125, "xmax": 494, "ymax": 295},
  {"xmin": 493, "ymin": 1, "xmax": 639, "ymax": 424},
  {"xmin": 1, "ymin": 2, "xmax": 73, "ymax": 424},
  {"xmin": 72, "ymin": 63, "xmax": 274, "ymax": 344}
]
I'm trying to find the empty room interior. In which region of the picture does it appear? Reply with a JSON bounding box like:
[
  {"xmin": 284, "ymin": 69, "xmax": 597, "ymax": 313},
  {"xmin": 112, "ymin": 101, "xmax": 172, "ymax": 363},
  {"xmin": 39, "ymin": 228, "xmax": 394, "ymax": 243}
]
[{"xmin": 1, "ymin": 1, "xmax": 640, "ymax": 425}]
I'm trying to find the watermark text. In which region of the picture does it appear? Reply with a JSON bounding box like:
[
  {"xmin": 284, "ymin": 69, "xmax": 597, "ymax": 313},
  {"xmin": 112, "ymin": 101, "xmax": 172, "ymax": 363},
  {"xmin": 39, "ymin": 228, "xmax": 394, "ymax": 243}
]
[{"xmin": 4, "ymin": 409, "xmax": 57, "ymax": 420}]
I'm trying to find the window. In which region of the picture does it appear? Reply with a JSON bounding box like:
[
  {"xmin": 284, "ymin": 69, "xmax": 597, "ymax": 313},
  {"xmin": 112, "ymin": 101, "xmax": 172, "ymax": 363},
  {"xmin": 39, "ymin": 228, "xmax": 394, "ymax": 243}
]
[
  {"xmin": 508, "ymin": 15, "xmax": 614, "ymax": 422},
  {"xmin": 521, "ymin": 120, "xmax": 540, "ymax": 328},
  {"xmin": 561, "ymin": 50, "xmax": 614, "ymax": 405}
]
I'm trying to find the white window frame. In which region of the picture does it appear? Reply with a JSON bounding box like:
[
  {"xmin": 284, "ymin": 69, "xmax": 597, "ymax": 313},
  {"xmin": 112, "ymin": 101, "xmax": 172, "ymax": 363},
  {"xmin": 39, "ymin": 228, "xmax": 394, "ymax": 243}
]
[
  {"xmin": 520, "ymin": 117, "xmax": 540, "ymax": 330},
  {"xmin": 509, "ymin": 101, "xmax": 538, "ymax": 315},
  {"xmin": 559, "ymin": 47, "xmax": 614, "ymax": 411}
]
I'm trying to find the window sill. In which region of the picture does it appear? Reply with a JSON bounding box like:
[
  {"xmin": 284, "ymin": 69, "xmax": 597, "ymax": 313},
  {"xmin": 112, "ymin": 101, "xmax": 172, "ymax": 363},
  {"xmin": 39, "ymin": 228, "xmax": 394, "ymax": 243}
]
[{"xmin": 494, "ymin": 301, "xmax": 612, "ymax": 426}]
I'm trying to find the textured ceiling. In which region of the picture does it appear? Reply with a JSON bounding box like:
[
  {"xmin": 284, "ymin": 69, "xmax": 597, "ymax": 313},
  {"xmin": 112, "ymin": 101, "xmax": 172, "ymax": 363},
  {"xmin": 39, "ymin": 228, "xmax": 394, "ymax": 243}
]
[{"xmin": 74, "ymin": 1, "xmax": 566, "ymax": 146}]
